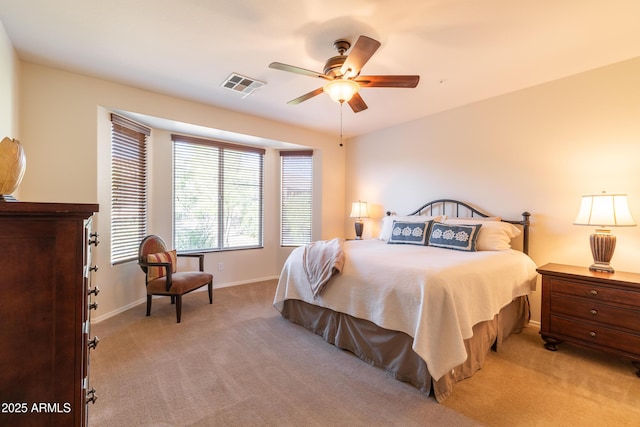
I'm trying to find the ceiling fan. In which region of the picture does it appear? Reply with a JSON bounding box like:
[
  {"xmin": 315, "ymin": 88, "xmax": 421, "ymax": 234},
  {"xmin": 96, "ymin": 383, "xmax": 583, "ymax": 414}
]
[{"xmin": 269, "ymin": 35, "xmax": 420, "ymax": 113}]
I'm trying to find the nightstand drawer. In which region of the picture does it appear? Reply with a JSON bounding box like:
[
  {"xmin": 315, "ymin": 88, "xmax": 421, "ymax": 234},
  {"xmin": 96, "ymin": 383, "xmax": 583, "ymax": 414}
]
[
  {"xmin": 550, "ymin": 315, "xmax": 640, "ymax": 356},
  {"xmin": 551, "ymin": 294, "xmax": 640, "ymax": 331},
  {"xmin": 538, "ymin": 264, "xmax": 640, "ymax": 374},
  {"xmin": 551, "ymin": 278, "xmax": 640, "ymax": 308}
]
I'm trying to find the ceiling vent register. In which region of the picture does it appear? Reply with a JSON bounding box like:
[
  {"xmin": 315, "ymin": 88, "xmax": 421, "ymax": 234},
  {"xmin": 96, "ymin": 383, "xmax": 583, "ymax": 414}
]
[{"xmin": 221, "ymin": 73, "xmax": 266, "ymax": 98}]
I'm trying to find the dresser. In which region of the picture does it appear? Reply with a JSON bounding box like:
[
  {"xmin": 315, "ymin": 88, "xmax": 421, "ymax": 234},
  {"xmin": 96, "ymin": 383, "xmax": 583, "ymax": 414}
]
[
  {"xmin": 0, "ymin": 202, "xmax": 100, "ymax": 426},
  {"xmin": 537, "ymin": 263, "xmax": 640, "ymax": 376}
]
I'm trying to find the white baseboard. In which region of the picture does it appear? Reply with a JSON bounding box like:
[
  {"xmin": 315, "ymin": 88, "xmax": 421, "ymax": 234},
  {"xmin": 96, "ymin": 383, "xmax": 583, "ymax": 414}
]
[
  {"xmin": 211, "ymin": 275, "xmax": 280, "ymax": 289},
  {"xmin": 91, "ymin": 275, "xmax": 280, "ymax": 323},
  {"xmin": 91, "ymin": 298, "xmax": 146, "ymax": 323},
  {"xmin": 528, "ymin": 319, "xmax": 541, "ymax": 328}
]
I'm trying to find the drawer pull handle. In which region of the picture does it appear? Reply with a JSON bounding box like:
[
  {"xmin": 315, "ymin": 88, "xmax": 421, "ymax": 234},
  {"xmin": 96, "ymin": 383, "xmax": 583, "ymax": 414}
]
[
  {"xmin": 89, "ymin": 233, "xmax": 100, "ymax": 246},
  {"xmin": 590, "ymin": 331, "xmax": 597, "ymax": 337},
  {"xmin": 86, "ymin": 387, "xmax": 98, "ymax": 405},
  {"xmin": 88, "ymin": 286, "xmax": 100, "ymax": 297},
  {"xmin": 589, "ymin": 289, "xmax": 598, "ymax": 296},
  {"xmin": 89, "ymin": 301, "xmax": 98, "ymax": 311},
  {"xmin": 88, "ymin": 336, "xmax": 100, "ymax": 350},
  {"xmin": 590, "ymin": 309, "xmax": 598, "ymax": 315}
]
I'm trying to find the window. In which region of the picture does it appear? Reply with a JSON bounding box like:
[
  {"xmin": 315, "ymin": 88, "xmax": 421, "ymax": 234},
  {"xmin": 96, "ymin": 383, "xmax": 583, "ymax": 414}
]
[
  {"xmin": 173, "ymin": 134, "xmax": 264, "ymax": 251},
  {"xmin": 280, "ymin": 150, "xmax": 313, "ymax": 246},
  {"xmin": 110, "ymin": 114, "xmax": 149, "ymax": 264}
]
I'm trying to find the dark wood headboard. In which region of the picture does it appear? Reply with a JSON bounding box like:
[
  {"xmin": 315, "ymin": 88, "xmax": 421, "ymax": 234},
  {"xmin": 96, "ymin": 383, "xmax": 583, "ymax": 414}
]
[{"xmin": 386, "ymin": 199, "xmax": 531, "ymax": 254}]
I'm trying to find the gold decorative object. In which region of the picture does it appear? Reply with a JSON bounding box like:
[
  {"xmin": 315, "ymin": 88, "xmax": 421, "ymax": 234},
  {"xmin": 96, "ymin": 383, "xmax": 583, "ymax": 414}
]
[{"xmin": 0, "ymin": 137, "xmax": 26, "ymax": 202}]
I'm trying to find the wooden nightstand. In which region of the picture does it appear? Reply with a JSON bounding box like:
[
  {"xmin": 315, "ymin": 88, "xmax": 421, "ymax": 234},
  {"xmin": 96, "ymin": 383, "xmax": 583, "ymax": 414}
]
[{"xmin": 537, "ymin": 263, "xmax": 640, "ymax": 377}]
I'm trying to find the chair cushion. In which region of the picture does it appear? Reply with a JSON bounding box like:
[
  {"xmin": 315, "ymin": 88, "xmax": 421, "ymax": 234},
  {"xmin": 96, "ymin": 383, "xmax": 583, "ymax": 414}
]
[
  {"xmin": 146, "ymin": 250, "xmax": 177, "ymax": 281},
  {"xmin": 147, "ymin": 271, "xmax": 214, "ymax": 295}
]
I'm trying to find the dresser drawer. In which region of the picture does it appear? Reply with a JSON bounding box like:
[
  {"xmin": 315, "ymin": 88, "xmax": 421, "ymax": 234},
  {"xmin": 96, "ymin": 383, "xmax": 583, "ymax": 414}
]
[
  {"xmin": 550, "ymin": 294, "xmax": 640, "ymax": 332},
  {"xmin": 550, "ymin": 315, "xmax": 640, "ymax": 356},
  {"xmin": 550, "ymin": 277, "xmax": 640, "ymax": 308}
]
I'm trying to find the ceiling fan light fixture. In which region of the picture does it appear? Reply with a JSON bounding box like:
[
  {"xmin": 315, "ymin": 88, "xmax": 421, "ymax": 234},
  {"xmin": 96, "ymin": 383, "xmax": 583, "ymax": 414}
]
[
  {"xmin": 270, "ymin": 35, "xmax": 417, "ymax": 112},
  {"xmin": 323, "ymin": 79, "xmax": 360, "ymax": 103}
]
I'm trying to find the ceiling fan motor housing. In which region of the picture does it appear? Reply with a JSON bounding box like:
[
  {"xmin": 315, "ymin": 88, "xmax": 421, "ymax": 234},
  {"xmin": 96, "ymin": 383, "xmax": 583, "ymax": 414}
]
[
  {"xmin": 324, "ymin": 55, "xmax": 347, "ymax": 78},
  {"xmin": 324, "ymin": 39, "xmax": 352, "ymax": 78}
]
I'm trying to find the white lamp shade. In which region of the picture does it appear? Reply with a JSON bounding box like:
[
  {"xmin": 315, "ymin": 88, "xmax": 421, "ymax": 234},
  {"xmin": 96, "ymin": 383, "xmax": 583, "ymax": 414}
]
[
  {"xmin": 323, "ymin": 79, "xmax": 360, "ymax": 103},
  {"xmin": 574, "ymin": 193, "xmax": 636, "ymax": 227},
  {"xmin": 350, "ymin": 201, "xmax": 369, "ymax": 219}
]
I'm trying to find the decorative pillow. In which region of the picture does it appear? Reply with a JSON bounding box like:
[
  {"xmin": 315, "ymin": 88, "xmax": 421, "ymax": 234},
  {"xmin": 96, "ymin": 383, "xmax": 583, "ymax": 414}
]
[
  {"xmin": 379, "ymin": 215, "xmax": 444, "ymax": 241},
  {"xmin": 388, "ymin": 221, "xmax": 432, "ymax": 245},
  {"xmin": 146, "ymin": 250, "xmax": 177, "ymax": 281},
  {"xmin": 428, "ymin": 222, "xmax": 482, "ymax": 252},
  {"xmin": 445, "ymin": 219, "xmax": 521, "ymax": 251}
]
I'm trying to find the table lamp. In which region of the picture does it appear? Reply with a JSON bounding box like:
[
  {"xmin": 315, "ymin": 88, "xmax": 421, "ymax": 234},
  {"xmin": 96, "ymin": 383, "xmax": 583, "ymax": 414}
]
[
  {"xmin": 574, "ymin": 192, "xmax": 636, "ymax": 272},
  {"xmin": 350, "ymin": 201, "xmax": 369, "ymax": 239}
]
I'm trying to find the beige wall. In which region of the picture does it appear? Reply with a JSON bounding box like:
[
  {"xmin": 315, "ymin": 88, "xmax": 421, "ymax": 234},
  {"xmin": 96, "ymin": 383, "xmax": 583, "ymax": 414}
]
[
  {"xmin": 346, "ymin": 57, "xmax": 640, "ymax": 323},
  {"xmin": 19, "ymin": 62, "xmax": 345, "ymax": 321},
  {"xmin": 0, "ymin": 20, "xmax": 20, "ymax": 153}
]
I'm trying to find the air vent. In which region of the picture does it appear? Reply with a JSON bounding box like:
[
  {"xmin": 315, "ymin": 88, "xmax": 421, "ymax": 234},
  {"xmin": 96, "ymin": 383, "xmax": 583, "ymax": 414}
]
[{"xmin": 221, "ymin": 73, "xmax": 266, "ymax": 98}]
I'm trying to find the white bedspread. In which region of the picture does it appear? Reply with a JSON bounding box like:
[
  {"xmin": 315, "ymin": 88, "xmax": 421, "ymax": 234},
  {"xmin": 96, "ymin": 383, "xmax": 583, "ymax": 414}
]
[{"xmin": 274, "ymin": 239, "xmax": 538, "ymax": 381}]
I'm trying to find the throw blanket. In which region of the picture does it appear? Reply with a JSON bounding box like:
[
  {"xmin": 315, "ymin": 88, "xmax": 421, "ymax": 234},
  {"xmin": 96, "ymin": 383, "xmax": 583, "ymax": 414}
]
[{"xmin": 302, "ymin": 238, "xmax": 345, "ymax": 298}]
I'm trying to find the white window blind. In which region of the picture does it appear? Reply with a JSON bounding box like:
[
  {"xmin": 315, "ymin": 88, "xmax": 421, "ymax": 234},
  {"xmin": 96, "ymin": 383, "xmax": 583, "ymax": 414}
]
[
  {"xmin": 110, "ymin": 114, "xmax": 149, "ymax": 264},
  {"xmin": 280, "ymin": 151, "xmax": 313, "ymax": 246},
  {"xmin": 173, "ymin": 135, "xmax": 264, "ymax": 251}
]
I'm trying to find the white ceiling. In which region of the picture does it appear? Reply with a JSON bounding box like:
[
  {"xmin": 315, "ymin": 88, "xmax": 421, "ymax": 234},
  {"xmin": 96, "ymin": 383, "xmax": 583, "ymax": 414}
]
[{"xmin": 2, "ymin": 0, "xmax": 640, "ymax": 139}]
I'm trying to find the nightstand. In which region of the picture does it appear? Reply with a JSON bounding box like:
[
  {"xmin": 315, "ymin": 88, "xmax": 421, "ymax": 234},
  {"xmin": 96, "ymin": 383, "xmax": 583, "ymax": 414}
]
[{"xmin": 537, "ymin": 263, "xmax": 640, "ymax": 377}]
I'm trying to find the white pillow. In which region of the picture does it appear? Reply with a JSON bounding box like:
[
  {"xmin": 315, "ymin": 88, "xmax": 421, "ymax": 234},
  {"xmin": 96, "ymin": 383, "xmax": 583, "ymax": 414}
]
[
  {"xmin": 447, "ymin": 216, "xmax": 502, "ymax": 222},
  {"xmin": 443, "ymin": 218, "xmax": 521, "ymax": 250},
  {"xmin": 379, "ymin": 215, "xmax": 444, "ymax": 241}
]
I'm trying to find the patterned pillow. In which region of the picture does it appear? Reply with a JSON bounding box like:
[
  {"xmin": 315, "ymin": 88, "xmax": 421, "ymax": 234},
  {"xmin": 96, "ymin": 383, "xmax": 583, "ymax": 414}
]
[
  {"xmin": 388, "ymin": 221, "xmax": 432, "ymax": 245},
  {"xmin": 146, "ymin": 250, "xmax": 177, "ymax": 281},
  {"xmin": 379, "ymin": 215, "xmax": 443, "ymax": 241},
  {"xmin": 428, "ymin": 222, "xmax": 482, "ymax": 252},
  {"xmin": 445, "ymin": 219, "xmax": 521, "ymax": 250}
]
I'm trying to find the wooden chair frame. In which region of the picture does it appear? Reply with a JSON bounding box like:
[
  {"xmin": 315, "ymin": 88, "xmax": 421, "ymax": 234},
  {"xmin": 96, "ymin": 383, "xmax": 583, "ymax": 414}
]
[{"xmin": 138, "ymin": 235, "xmax": 213, "ymax": 323}]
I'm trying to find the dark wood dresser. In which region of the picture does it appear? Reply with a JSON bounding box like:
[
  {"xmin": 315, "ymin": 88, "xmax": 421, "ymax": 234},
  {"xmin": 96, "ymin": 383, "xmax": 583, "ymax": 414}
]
[
  {"xmin": 537, "ymin": 263, "xmax": 640, "ymax": 376},
  {"xmin": 0, "ymin": 202, "xmax": 99, "ymax": 426}
]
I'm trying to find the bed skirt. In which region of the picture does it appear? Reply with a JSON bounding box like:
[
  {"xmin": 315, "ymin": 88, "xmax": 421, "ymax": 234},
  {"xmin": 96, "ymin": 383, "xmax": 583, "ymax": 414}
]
[{"xmin": 279, "ymin": 296, "xmax": 530, "ymax": 402}]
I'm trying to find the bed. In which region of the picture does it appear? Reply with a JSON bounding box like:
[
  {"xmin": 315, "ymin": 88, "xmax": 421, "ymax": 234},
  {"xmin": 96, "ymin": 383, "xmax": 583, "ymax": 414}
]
[{"xmin": 273, "ymin": 199, "xmax": 538, "ymax": 402}]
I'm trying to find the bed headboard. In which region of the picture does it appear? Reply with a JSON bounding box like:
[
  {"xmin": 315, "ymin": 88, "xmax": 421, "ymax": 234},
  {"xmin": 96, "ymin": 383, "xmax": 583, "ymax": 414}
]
[{"xmin": 386, "ymin": 199, "xmax": 531, "ymax": 254}]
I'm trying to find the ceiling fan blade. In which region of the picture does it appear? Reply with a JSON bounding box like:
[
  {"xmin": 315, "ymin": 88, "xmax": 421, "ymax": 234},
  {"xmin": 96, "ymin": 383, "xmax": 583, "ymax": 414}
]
[
  {"xmin": 347, "ymin": 92, "xmax": 368, "ymax": 113},
  {"xmin": 355, "ymin": 75, "xmax": 420, "ymax": 88},
  {"xmin": 269, "ymin": 62, "xmax": 330, "ymax": 80},
  {"xmin": 340, "ymin": 36, "xmax": 381, "ymax": 78},
  {"xmin": 287, "ymin": 87, "xmax": 325, "ymax": 105}
]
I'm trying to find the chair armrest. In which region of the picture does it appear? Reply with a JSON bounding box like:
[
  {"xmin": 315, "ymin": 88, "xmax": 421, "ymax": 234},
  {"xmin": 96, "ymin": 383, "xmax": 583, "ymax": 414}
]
[
  {"xmin": 138, "ymin": 261, "xmax": 173, "ymax": 291},
  {"xmin": 177, "ymin": 252, "xmax": 205, "ymax": 271}
]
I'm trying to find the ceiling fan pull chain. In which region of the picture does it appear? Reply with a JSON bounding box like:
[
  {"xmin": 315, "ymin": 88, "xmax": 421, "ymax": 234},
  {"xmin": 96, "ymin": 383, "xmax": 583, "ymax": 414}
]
[{"xmin": 339, "ymin": 102, "xmax": 344, "ymax": 147}]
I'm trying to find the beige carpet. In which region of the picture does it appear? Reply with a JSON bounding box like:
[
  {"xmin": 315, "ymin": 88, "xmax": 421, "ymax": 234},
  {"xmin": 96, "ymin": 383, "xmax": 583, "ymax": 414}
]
[{"xmin": 89, "ymin": 280, "xmax": 640, "ymax": 426}]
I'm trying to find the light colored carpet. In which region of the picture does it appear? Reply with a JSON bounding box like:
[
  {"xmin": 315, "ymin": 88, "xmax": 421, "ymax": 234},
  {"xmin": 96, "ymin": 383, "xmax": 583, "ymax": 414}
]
[
  {"xmin": 89, "ymin": 280, "xmax": 640, "ymax": 426},
  {"xmin": 443, "ymin": 317, "xmax": 640, "ymax": 426}
]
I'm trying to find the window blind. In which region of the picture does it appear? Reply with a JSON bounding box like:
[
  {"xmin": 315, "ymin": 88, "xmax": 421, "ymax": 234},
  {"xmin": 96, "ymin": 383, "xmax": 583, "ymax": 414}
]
[
  {"xmin": 172, "ymin": 135, "xmax": 265, "ymax": 251},
  {"xmin": 110, "ymin": 114, "xmax": 150, "ymax": 264},
  {"xmin": 280, "ymin": 150, "xmax": 313, "ymax": 246}
]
